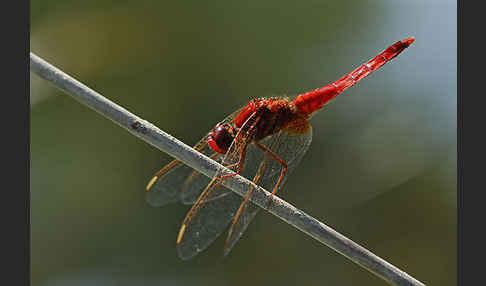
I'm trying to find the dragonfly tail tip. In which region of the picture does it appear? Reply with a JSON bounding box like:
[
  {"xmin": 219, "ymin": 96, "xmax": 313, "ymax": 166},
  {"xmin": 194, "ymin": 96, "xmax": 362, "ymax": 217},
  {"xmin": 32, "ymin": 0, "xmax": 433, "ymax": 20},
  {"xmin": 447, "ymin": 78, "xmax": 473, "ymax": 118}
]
[{"xmin": 403, "ymin": 36, "xmax": 415, "ymax": 46}]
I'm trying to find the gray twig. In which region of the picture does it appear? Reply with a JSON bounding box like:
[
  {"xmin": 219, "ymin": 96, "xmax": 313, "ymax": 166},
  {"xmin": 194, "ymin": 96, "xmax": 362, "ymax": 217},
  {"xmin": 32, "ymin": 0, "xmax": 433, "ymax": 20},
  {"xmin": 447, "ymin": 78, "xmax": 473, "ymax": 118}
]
[{"xmin": 30, "ymin": 52, "xmax": 426, "ymax": 286}]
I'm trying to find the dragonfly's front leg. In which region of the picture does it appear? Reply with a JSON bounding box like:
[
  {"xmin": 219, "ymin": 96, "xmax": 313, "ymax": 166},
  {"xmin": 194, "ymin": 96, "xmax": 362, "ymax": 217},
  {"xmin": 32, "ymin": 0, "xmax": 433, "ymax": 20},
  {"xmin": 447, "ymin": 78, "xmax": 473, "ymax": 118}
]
[
  {"xmin": 220, "ymin": 144, "xmax": 248, "ymax": 179},
  {"xmin": 219, "ymin": 111, "xmax": 262, "ymax": 180}
]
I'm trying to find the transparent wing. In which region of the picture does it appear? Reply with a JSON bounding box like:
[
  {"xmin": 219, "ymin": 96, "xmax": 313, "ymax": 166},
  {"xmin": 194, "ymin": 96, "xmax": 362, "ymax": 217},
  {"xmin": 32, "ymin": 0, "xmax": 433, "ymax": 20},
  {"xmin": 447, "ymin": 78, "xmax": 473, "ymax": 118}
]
[
  {"xmin": 145, "ymin": 107, "xmax": 243, "ymax": 207},
  {"xmin": 176, "ymin": 113, "xmax": 313, "ymax": 259},
  {"xmin": 223, "ymin": 117, "xmax": 313, "ymax": 256},
  {"xmin": 176, "ymin": 189, "xmax": 245, "ymax": 259},
  {"xmin": 176, "ymin": 111, "xmax": 261, "ymax": 260},
  {"xmin": 145, "ymin": 140, "xmax": 226, "ymax": 207}
]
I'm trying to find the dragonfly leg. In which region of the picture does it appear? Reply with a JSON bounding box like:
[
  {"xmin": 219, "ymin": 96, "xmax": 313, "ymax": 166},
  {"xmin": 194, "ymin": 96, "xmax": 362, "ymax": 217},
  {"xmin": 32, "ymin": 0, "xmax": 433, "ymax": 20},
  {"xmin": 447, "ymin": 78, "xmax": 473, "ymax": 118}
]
[
  {"xmin": 256, "ymin": 142, "xmax": 288, "ymax": 209},
  {"xmin": 220, "ymin": 144, "xmax": 248, "ymax": 179},
  {"xmin": 219, "ymin": 111, "xmax": 262, "ymax": 180},
  {"xmin": 201, "ymin": 143, "xmax": 248, "ymax": 195}
]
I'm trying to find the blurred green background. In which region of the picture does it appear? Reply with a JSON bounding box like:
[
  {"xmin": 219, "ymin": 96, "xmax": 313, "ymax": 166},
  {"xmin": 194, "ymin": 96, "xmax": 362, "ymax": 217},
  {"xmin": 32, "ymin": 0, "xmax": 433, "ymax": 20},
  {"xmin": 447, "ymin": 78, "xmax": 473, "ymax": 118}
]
[{"xmin": 30, "ymin": 0, "xmax": 456, "ymax": 285}]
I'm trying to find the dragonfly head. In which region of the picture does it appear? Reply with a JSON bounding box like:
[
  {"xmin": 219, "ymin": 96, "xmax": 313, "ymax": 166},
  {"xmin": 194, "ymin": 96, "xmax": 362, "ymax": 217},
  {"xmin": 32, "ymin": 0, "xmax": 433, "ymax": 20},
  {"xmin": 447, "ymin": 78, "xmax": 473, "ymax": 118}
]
[{"xmin": 208, "ymin": 122, "xmax": 235, "ymax": 154}]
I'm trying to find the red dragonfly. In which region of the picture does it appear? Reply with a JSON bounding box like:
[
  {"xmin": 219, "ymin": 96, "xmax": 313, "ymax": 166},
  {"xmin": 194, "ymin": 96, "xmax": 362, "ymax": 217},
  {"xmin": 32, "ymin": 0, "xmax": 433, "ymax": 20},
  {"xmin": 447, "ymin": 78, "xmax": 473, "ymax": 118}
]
[{"xmin": 146, "ymin": 37, "xmax": 415, "ymax": 260}]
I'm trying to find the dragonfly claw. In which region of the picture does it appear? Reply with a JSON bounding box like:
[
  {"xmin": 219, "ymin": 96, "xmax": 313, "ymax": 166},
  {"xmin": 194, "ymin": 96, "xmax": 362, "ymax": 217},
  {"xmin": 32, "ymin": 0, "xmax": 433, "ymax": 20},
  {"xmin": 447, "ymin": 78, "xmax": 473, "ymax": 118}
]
[{"xmin": 265, "ymin": 194, "xmax": 275, "ymax": 209}]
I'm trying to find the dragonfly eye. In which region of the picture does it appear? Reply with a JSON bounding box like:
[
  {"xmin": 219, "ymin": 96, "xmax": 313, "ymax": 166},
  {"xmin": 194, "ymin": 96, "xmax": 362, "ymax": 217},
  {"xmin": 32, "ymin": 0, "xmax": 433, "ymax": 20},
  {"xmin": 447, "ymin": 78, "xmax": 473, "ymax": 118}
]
[{"xmin": 208, "ymin": 123, "xmax": 234, "ymax": 154}]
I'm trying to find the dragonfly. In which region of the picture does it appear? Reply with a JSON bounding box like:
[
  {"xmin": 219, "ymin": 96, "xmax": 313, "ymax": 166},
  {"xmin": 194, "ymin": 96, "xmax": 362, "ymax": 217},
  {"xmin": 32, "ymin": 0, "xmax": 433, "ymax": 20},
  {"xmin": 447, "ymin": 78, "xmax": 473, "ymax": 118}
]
[{"xmin": 145, "ymin": 36, "xmax": 415, "ymax": 260}]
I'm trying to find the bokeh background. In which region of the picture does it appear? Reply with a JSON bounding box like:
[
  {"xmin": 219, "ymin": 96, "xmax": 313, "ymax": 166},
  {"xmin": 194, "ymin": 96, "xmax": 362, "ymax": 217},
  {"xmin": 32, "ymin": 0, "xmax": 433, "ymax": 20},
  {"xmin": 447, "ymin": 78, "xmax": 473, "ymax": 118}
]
[{"xmin": 30, "ymin": 0, "xmax": 456, "ymax": 285}]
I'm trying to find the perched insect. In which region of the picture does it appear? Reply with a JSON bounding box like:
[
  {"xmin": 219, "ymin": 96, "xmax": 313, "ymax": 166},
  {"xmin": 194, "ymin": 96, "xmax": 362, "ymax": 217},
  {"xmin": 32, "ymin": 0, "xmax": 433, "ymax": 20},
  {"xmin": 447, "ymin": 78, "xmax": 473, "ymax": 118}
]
[{"xmin": 146, "ymin": 37, "xmax": 415, "ymax": 260}]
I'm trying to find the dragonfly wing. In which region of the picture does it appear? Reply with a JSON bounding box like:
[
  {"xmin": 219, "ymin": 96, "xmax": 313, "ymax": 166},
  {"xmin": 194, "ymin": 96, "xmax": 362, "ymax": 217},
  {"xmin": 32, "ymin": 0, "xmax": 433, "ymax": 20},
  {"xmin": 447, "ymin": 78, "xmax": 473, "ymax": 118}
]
[
  {"xmin": 178, "ymin": 151, "xmax": 231, "ymax": 205},
  {"xmin": 145, "ymin": 159, "xmax": 187, "ymax": 207},
  {"xmin": 176, "ymin": 189, "xmax": 244, "ymax": 260},
  {"xmin": 176, "ymin": 111, "xmax": 260, "ymax": 260},
  {"xmin": 177, "ymin": 107, "xmax": 249, "ymax": 204},
  {"xmin": 145, "ymin": 138, "xmax": 215, "ymax": 207},
  {"xmin": 223, "ymin": 118, "xmax": 313, "ymax": 256},
  {"xmin": 145, "ymin": 107, "xmax": 244, "ymax": 207}
]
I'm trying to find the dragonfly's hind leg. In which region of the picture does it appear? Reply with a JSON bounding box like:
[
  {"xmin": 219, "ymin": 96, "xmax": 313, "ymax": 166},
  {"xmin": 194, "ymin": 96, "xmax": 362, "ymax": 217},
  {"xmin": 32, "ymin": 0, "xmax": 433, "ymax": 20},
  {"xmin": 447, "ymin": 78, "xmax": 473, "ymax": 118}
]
[{"xmin": 255, "ymin": 142, "xmax": 288, "ymax": 209}]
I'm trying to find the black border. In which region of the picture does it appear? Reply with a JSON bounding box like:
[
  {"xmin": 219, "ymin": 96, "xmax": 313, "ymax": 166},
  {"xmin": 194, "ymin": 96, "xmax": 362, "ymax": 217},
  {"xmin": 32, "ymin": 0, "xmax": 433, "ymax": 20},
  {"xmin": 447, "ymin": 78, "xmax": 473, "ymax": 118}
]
[
  {"xmin": 26, "ymin": 0, "xmax": 31, "ymax": 282},
  {"xmin": 458, "ymin": 1, "xmax": 484, "ymax": 285},
  {"xmin": 4, "ymin": 0, "xmax": 30, "ymax": 284},
  {"xmin": 25, "ymin": 0, "xmax": 31, "ymax": 285}
]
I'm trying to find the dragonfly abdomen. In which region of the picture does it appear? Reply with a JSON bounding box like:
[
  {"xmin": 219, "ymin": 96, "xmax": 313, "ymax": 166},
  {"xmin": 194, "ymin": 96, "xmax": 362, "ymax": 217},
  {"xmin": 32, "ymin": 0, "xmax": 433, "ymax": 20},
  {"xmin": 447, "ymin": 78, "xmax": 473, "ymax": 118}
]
[{"xmin": 291, "ymin": 37, "xmax": 415, "ymax": 116}]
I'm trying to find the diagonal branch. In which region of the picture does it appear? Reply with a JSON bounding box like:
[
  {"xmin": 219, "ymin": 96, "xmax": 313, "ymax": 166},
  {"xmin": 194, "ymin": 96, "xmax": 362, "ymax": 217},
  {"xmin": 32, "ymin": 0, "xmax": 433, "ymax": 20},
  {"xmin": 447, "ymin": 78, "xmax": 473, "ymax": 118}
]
[{"xmin": 30, "ymin": 52, "xmax": 426, "ymax": 286}]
